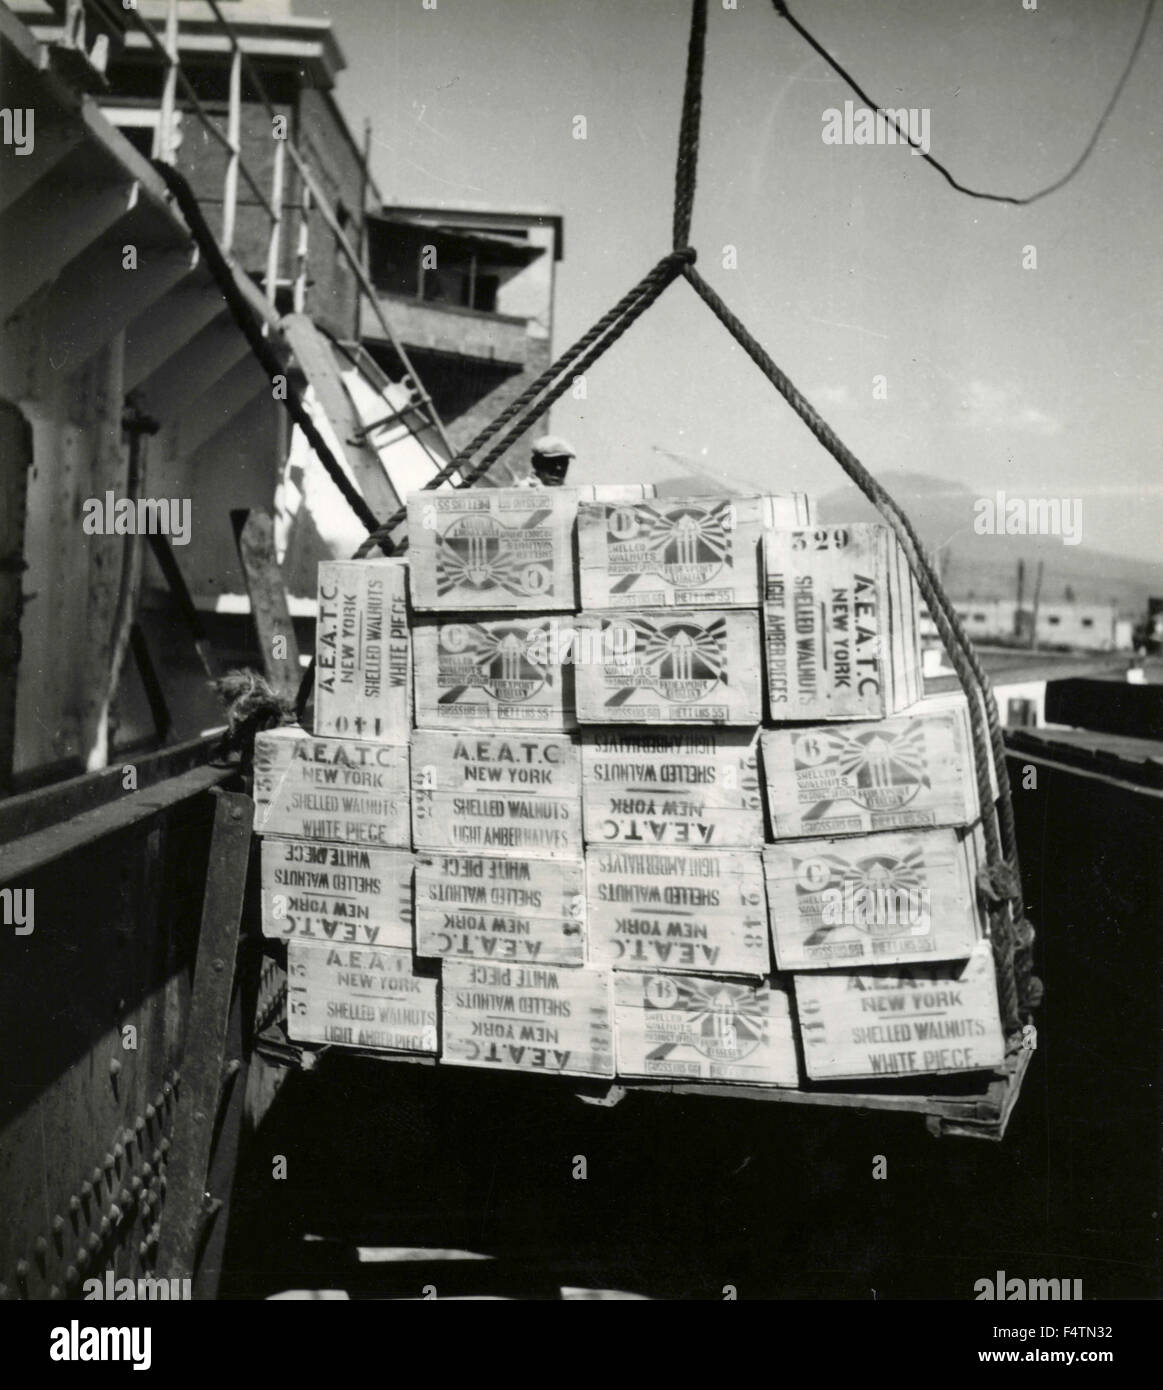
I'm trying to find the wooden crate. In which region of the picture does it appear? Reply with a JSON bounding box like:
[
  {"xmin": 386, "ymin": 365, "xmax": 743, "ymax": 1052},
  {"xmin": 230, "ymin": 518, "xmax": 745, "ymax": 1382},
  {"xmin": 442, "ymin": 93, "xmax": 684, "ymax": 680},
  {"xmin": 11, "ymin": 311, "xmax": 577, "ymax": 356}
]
[
  {"xmin": 581, "ymin": 727, "xmax": 763, "ymax": 848},
  {"xmin": 760, "ymin": 691, "xmax": 982, "ymax": 839},
  {"xmin": 793, "ymin": 944, "xmax": 1005, "ymax": 1081},
  {"xmin": 572, "ymin": 609, "xmax": 762, "ymax": 725},
  {"xmin": 253, "ymin": 726, "xmax": 410, "ymax": 847},
  {"xmin": 763, "ymin": 824, "xmax": 986, "ymax": 971},
  {"xmin": 763, "ymin": 523, "xmax": 921, "ymax": 721},
  {"xmin": 260, "ymin": 838, "xmax": 413, "ymax": 948},
  {"xmin": 440, "ymin": 960, "xmax": 614, "ymax": 1077},
  {"xmin": 577, "ymin": 493, "xmax": 814, "ymax": 610},
  {"xmin": 411, "ymin": 729, "xmax": 582, "ymax": 856},
  {"xmin": 407, "ymin": 487, "xmax": 577, "ymax": 612},
  {"xmin": 586, "ymin": 847, "xmax": 770, "ymax": 976},
  {"xmin": 314, "ymin": 559, "xmax": 411, "ymax": 742},
  {"xmin": 414, "ymin": 851, "xmax": 586, "ymax": 967},
  {"xmin": 572, "ymin": 483, "xmax": 657, "ymax": 502},
  {"xmin": 286, "ymin": 939, "xmax": 438, "ymax": 1053},
  {"xmin": 412, "ymin": 617, "xmax": 576, "ymax": 731},
  {"xmin": 614, "ymin": 972, "xmax": 799, "ymax": 1085}
]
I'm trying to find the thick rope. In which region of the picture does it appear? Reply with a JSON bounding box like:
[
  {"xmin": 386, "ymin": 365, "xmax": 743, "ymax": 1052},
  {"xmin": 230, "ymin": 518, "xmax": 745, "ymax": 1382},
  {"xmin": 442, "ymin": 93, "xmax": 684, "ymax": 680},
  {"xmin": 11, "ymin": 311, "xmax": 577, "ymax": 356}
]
[
  {"xmin": 673, "ymin": 0, "xmax": 708, "ymax": 249},
  {"xmin": 352, "ymin": 249, "xmax": 695, "ymax": 557},
  {"xmin": 681, "ymin": 263, "xmax": 1026, "ymax": 1030},
  {"xmin": 451, "ymin": 252, "xmax": 695, "ymax": 493}
]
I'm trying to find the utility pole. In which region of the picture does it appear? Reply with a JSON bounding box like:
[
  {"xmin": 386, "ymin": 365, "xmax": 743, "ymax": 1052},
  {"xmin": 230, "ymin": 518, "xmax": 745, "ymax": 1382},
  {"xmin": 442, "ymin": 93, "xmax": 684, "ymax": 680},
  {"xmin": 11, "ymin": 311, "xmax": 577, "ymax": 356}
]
[
  {"xmin": 1030, "ymin": 559, "xmax": 1044, "ymax": 651},
  {"xmin": 1015, "ymin": 559, "xmax": 1025, "ymax": 641}
]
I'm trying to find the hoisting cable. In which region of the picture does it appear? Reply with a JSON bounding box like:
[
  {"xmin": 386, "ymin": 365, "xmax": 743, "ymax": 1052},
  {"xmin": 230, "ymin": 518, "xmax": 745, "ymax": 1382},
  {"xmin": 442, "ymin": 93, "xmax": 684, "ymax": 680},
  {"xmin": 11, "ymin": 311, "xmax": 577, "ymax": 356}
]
[{"xmin": 771, "ymin": 0, "xmax": 1156, "ymax": 207}]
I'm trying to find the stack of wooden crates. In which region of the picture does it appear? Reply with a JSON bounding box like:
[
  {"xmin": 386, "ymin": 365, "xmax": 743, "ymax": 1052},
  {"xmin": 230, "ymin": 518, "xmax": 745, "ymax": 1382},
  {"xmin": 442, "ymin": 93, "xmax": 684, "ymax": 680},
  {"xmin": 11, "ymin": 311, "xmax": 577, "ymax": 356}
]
[{"xmin": 254, "ymin": 483, "xmax": 1006, "ymax": 1091}]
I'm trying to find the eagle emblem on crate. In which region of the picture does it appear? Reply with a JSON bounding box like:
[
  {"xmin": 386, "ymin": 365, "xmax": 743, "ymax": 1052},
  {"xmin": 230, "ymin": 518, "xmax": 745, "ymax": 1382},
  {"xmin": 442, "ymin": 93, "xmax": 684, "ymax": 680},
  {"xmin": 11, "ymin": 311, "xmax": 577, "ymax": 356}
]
[
  {"xmin": 794, "ymin": 724, "xmax": 929, "ymax": 817},
  {"xmin": 608, "ymin": 616, "xmax": 728, "ymax": 706},
  {"xmin": 642, "ymin": 975, "xmax": 770, "ymax": 1063},
  {"xmin": 794, "ymin": 847, "xmax": 928, "ymax": 943},
  {"xmin": 605, "ymin": 500, "xmax": 732, "ymax": 591},
  {"xmin": 436, "ymin": 512, "xmax": 555, "ymax": 599},
  {"xmin": 437, "ymin": 622, "xmax": 552, "ymax": 704}
]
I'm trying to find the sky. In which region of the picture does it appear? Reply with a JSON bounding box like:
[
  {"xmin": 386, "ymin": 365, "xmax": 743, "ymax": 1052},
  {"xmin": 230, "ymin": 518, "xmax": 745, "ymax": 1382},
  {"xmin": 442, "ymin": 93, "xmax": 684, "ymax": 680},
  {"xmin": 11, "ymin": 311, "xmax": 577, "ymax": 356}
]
[{"xmin": 292, "ymin": 0, "xmax": 1162, "ymax": 563}]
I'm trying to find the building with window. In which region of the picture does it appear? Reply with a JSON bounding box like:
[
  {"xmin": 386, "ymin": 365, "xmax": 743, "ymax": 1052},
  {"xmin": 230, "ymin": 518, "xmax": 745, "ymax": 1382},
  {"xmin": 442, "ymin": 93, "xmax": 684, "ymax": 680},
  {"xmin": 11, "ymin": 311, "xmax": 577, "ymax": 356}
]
[
  {"xmin": 920, "ymin": 597, "xmax": 1130, "ymax": 652},
  {"xmin": 364, "ymin": 204, "xmax": 563, "ymax": 479}
]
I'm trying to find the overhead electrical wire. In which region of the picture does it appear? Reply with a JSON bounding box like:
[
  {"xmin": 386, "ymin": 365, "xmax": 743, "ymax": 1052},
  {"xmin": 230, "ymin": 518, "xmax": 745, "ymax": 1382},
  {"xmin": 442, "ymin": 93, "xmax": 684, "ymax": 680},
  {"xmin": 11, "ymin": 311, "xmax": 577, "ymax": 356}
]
[{"xmin": 771, "ymin": 0, "xmax": 1156, "ymax": 206}]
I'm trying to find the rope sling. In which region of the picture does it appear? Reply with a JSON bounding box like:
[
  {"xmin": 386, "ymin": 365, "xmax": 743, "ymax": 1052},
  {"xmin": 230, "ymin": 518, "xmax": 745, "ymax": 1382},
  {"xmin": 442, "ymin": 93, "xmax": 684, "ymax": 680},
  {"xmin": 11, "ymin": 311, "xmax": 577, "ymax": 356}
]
[{"xmin": 253, "ymin": 0, "xmax": 1039, "ymax": 1040}]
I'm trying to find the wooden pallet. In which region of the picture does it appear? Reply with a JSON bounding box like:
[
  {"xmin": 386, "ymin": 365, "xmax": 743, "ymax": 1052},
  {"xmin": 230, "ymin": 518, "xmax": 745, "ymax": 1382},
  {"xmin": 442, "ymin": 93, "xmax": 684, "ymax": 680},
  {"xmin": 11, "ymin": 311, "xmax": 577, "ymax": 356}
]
[{"xmin": 254, "ymin": 1030, "xmax": 1033, "ymax": 1141}]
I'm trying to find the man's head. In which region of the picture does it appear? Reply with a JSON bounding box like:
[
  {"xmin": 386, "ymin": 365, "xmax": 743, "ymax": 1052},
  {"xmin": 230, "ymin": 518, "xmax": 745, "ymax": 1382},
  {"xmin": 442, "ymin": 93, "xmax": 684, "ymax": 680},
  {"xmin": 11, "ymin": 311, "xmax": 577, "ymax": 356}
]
[{"xmin": 530, "ymin": 435, "xmax": 576, "ymax": 487}]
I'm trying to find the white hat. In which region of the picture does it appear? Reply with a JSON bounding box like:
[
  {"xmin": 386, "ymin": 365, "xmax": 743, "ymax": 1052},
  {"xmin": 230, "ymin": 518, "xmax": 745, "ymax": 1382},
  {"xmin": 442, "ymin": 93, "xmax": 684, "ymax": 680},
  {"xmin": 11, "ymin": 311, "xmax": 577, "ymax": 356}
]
[{"xmin": 531, "ymin": 434, "xmax": 576, "ymax": 459}]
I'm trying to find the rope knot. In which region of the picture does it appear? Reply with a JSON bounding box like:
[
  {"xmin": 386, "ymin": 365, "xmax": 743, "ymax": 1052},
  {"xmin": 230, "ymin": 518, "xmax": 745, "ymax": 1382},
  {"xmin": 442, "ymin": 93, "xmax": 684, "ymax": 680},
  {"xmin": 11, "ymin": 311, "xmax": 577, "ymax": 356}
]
[
  {"xmin": 976, "ymin": 861, "xmax": 1022, "ymax": 908},
  {"xmin": 669, "ymin": 246, "xmax": 698, "ymax": 266},
  {"xmin": 214, "ymin": 668, "xmax": 296, "ymax": 755}
]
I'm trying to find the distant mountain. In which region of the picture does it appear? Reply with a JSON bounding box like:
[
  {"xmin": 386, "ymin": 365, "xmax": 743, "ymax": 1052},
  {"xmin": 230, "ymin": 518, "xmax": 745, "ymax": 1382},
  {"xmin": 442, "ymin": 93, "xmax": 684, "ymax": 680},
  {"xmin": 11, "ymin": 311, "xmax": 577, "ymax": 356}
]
[{"xmin": 816, "ymin": 473, "xmax": 1162, "ymax": 617}]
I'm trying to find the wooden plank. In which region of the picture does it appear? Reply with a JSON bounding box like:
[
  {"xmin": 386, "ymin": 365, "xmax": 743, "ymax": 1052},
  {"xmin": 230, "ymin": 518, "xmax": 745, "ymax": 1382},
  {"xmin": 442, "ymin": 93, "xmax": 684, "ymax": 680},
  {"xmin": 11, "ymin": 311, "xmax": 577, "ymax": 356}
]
[
  {"xmin": 0, "ymin": 732, "xmax": 218, "ymax": 841},
  {"xmin": 762, "ymin": 824, "xmax": 985, "ymax": 971},
  {"xmin": 0, "ymin": 762, "xmax": 230, "ymax": 882},
  {"xmin": 586, "ymin": 847, "xmax": 770, "ymax": 976},
  {"xmin": 581, "ymin": 727, "xmax": 762, "ymax": 848},
  {"xmin": 283, "ymin": 313, "xmax": 402, "ymax": 524},
  {"xmin": 286, "ymin": 940, "xmax": 438, "ymax": 1054},
  {"xmin": 440, "ymin": 960, "xmax": 614, "ymax": 1078},
  {"xmin": 414, "ymin": 851, "xmax": 586, "ymax": 966},
  {"xmin": 763, "ymin": 523, "xmax": 919, "ymax": 721},
  {"xmin": 412, "ymin": 617, "xmax": 576, "ymax": 732},
  {"xmin": 614, "ymin": 972, "xmax": 799, "ymax": 1086},
  {"xmin": 260, "ymin": 838, "xmax": 413, "ymax": 948},
  {"xmin": 406, "ymin": 486, "xmax": 577, "ymax": 612},
  {"xmin": 577, "ymin": 493, "xmax": 813, "ymax": 610},
  {"xmin": 156, "ymin": 788, "xmax": 253, "ymax": 1284},
  {"xmin": 232, "ymin": 509, "xmax": 301, "ymax": 703},
  {"xmin": 793, "ymin": 944, "xmax": 1006, "ymax": 1082},
  {"xmin": 760, "ymin": 692, "xmax": 981, "ymax": 840},
  {"xmin": 410, "ymin": 729, "xmax": 582, "ymax": 856},
  {"xmin": 0, "ymin": 400, "xmax": 31, "ymax": 795},
  {"xmin": 314, "ymin": 559, "xmax": 410, "ymax": 742},
  {"xmin": 573, "ymin": 609, "xmax": 762, "ymax": 725},
  {"xmin": 252, "ymin": 727, "xmax": 410, "ymax": 847}
]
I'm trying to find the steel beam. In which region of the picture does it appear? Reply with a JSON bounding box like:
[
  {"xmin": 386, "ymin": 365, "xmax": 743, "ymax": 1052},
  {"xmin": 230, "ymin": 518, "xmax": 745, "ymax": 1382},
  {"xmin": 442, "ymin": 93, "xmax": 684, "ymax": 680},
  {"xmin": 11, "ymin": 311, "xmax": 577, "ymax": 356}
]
[
  {"xmin": 123, "ymin": 280, "xmax": 228, "ymax": 391},
  {"xmin": 136, "ymin": 313, "xmax": 252, "ymax": 424},
  {"xmin": 170, "ymin": 357, "xmax": 270, "ymax": 462},
  {"xmin": 0, "ymin": 247, "xmax": 197, "ymax": 400},
  {"xmin": 0, "ymin": 172, "xmax": 142, "ymax": 321}
]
